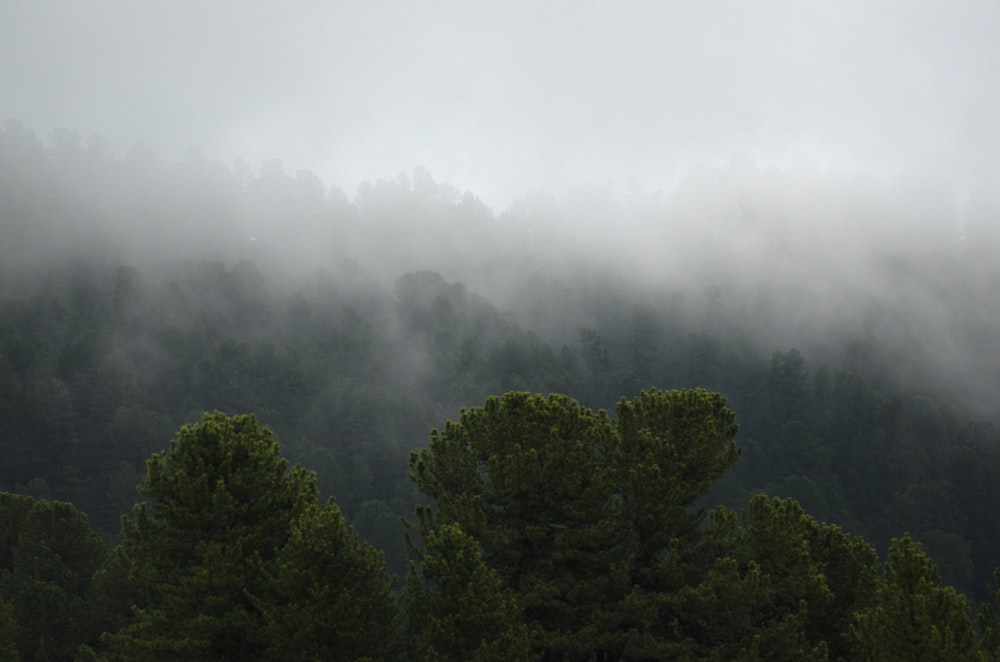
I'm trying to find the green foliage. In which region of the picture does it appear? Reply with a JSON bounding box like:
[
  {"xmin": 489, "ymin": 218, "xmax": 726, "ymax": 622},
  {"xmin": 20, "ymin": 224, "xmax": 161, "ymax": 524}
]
[
  {"xmin": 805, "ymin": 518, "xmax": 879, "ymax": 660},
  {"xmin": 735, "ymin": 495, "xmax": 877, "ymax": 661},
  {"xmin": 634, "ymin": 495, "xmax": 878, "ymax": 662},
  {"xmin": 852, "ymin": 534, "xmax": 978, "ymax": 662},
  {"xmin": 977, "ymin": 568, "xmax": 1000, "ymax": 660},
  {"xmin": 409, "ymin": 391, "xmax": 631, "ymax": 658},
  {"xmin": 617, "ymin": 388, "xmax": 741, "ymax": 570},
  {"xmin": 106, "ymin": 412, "xmax": 318, "ymax": 659},
  {"xmin": 666, "ymin": 554, "xmax": 820, "ymax": 662},
  {"xmin": 0, "ymin": 594, "xmax": 19, "ymax": 662},
  {"xmin": 104, "ymin": 411, "xmax": 397, "ymax": 661},
  {"xmin": 408, "ymin": 388, "xmax": 742, "ymax": 660},
  {"xmin": 0, "ymin": 492, "xmax": 107, "ymax": 661},
  {"xmin": 406, "ymin": 522, "xmax": 534, "ymax": 661},
  {"xmin": 258, "ymin": 501, "xmax": 399, "ymax": 661}
]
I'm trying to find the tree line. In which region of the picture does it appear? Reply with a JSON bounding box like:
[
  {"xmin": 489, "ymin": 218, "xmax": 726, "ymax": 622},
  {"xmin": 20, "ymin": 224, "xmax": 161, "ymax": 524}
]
[
  {"xmin": 2, "ymin": 255, "xmax": 998, "ymax": 603},
  {"xmin": 5, "ymin": 399, "xmax": 1000, "ymax": 661}
]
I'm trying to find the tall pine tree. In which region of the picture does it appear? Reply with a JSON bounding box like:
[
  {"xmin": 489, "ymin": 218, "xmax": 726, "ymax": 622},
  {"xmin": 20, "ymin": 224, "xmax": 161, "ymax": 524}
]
[{"xmin": 105, "ymin": 412, "xmax": 396, "ymax": 661}]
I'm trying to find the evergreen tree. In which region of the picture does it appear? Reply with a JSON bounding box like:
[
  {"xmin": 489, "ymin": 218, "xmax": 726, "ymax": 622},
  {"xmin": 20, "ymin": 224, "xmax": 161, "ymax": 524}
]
[
  {"xmin": 731, "ymin": 495, "xmax": 877, "ymax": 661},
  {"xmin": 409, "ymin": 391, "xmax": 634, "ymax": 658},
  {"xmin": 852, "ymin": 534, "xmax": 978, "ymax": 661},
  {"xmin": 408, "ymin": 388, "xmax": 742, "ymax": 660},
  {"xmin": 257, "ymin": 500, "xmax": 399, "ymax": 661},
  {"xmin": 0, "ymin": 594, "xmax": 19, "ymax": 662},
  {"xmin": 406, "ymin": 522, "xmax": 534, "ymax": 661},
  {"xmin": 0, "ymin": 492, "xmax": 107, "ymax": 661},
  {"xmin": 616, "ymin": 388, "xmax": 740, "ymax": 575},
  {"xmin": 105, "ymin": 412, "xmax": 318, "ymax": 660},
  {"xmin": 977, "ymin": 568, "xmax": 1000, "ymax": 660},
  {"xmin": 105, "ymin": 411, "xmax": 398, "ymax": 661},
  {"xmin": 639, "ymin": 495, "xmax": 878, "ymax": 662}
]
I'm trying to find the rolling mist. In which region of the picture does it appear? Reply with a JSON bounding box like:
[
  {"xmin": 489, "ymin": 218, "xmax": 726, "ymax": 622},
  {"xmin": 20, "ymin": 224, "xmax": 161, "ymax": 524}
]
[{"xmin": 3, "ymin": 118, "xmax": 999, "ymax": 421}]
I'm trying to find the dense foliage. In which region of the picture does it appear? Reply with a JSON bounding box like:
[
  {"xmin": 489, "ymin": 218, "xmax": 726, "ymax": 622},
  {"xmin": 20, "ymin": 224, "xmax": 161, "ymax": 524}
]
[
  {"xmin": 106, "ymin": 412, "xmax": 397, "ymax": 661},
  {"xmin": 407, "ymin": 389, "xmax": 739, "ymax": 658},
  {"xmin": 4, "ymin": 400, "xmax": 1000, "ymax": 660}
]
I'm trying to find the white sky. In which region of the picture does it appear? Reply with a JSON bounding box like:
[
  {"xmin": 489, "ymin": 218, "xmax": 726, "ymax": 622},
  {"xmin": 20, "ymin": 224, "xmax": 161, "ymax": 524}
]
[{"xmin": 3, "ymin": 0, "xmax": 999, "ymax": 209}]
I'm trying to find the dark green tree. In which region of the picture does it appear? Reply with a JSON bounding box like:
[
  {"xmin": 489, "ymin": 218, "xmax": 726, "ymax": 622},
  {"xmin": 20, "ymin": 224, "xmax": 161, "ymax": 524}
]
[
  {"xmin": 762, "ymin": 349, "xmax": 807, "ymax": 427},
  {"xmin": 409, "ymin": 391, "xmax": 632, "ymax": 658},
  {"xmin": 616, "ymin": 388, "xmax": 741, "ymax": 574},
  {"xmin": 408, "ymin": 388, "xmax": 742, "ymax": 660},
  {"xmin": 105, "ymin": 411, "xmax": 397, "ymax": 661},
  {"xmin": 0, "ymin": 492, "xmax": 108, "ymax": 662},
  {"xmin": 851, "ymin": 534, "xmax": 978, "ymax": 661},
  {"xmin": 638, "ymin": 495, "xmax": 877, "ymax": 662},
  {"xmin": 0, "ymin": 594, "xmax": 18, "ymax": 662},
  {"xmin": 805, "ymin": 517, "xmax": 879, "ymax": 661},
  {"xmin": 977, "ymin": 568, "xmax": 1000, "ymax": 660},
  {"xmin": 406, "ymin": 522, "xmax": 534, "ymax": 661},
  {"xmin": 105, "ymin": 412, "xmax": 318, "ymax": 660},
  {"xmin": 257, "ymin": 501, "xmax": 399, "ymax": 661},
  {"xmin": 733, "ymin": 495, "xmax": 877, "ymax": 661}
]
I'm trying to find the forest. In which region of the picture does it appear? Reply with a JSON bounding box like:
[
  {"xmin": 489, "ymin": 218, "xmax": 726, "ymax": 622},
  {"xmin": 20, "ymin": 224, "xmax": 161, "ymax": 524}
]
[{"xmin": 3, "ymin": 120, "xmax": 1000, "ymax": 660}]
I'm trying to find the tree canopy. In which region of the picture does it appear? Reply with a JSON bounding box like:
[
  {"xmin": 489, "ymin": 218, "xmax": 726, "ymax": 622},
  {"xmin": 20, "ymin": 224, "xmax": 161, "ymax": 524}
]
[
  {"xmin": 104, "ymin": 412, "xmax": 397, "ymax": 661},
  {"xmin": 407, "ymin": 388, "xmax": 744, "ymax": 659}
]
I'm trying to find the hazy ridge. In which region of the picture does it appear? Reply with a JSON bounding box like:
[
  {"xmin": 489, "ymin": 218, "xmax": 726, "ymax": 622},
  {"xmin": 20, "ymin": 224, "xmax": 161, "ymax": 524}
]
[{"xmin": 3, "ymin": 121, "xmax": 999, "ymax": 417}]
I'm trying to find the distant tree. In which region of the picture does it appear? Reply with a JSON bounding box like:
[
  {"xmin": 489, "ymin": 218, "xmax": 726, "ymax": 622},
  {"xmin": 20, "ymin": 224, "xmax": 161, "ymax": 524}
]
[
  {"xmin": 354, "ymin": 498, "xmax": 407, "ymax": 579},
  {"xmin": 759, "ymin": 349, "xmax": 807, "ymax": 429},
  {"xmin": 576, "ymin": 327, "xmax": 615, "ymax": 407}
]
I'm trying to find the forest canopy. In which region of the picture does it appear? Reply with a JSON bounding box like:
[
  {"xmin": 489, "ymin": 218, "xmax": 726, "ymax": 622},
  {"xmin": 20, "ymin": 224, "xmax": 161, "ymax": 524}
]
[{"xmin": 1, "ymin": 399, "xmax": 998, "ymax": 660}]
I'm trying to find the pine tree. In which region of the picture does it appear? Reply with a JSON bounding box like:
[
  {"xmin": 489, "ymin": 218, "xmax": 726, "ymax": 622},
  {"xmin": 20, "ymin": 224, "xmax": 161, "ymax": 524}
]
[
  {"xmin": 852, "ymin": 534, "xmax": 978, "ymax": 661},
  {"xmin": 258, "ymin": 500, "xmax": 399, "ymax": 661},
  {"xmin": 0, "ymin": 492, "xmax": 107, "ymax": 661},
  {"xmin": 104, "ymin": 412, "xmax": 318, "ymax": 660},
  {"xmin": 977, "ymin": 568, "xmax": 1000, "ymax": 661},
  {"xmin": 0, "ymin": 594, "xmax": 19, "ymax": 662},
  {"xmin": 406, "ymin": 522, "xmax": 534, "ymax": 661},
  {"xmin": 408, "ymin": 391, "xmax": 633, "ymax": 658},
  {"xmin": 408, "ymin": 388, "xmax": 742, "ymax": 660}
]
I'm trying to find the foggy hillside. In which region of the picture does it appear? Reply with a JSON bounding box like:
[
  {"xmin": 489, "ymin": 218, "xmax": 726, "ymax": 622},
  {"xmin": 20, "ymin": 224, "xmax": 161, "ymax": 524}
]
[
  {"xmin": 8, "ymin": 4, "xmax": 1000, "ymax": 658},
  {"xmin": 5, "ymin": 118, "xmax": 1000, "ymax": 605},
  {"xmin": 3, "ymin": 119, "xmax": 1000, "ymax": 421},
  {"xmin": 4, "ymin": 1, "xmax": 998, "ymax": 419}
]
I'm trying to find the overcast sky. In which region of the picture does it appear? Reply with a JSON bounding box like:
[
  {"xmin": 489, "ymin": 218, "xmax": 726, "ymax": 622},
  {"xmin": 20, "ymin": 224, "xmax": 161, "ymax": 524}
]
[{"xmin": 3, "ymin": 0, "xmax": 999, "ymax": 209}]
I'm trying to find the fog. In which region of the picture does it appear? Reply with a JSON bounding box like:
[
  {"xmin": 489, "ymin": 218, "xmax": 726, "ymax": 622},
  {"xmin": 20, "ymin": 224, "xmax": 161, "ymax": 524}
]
[
  {"xmin": 4, "ymin": 1, "xmax": 999, "ymax": 209},
  {"xmin": 3, "ymin": 1, "xmax": 1000, "ymax": 414}
]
